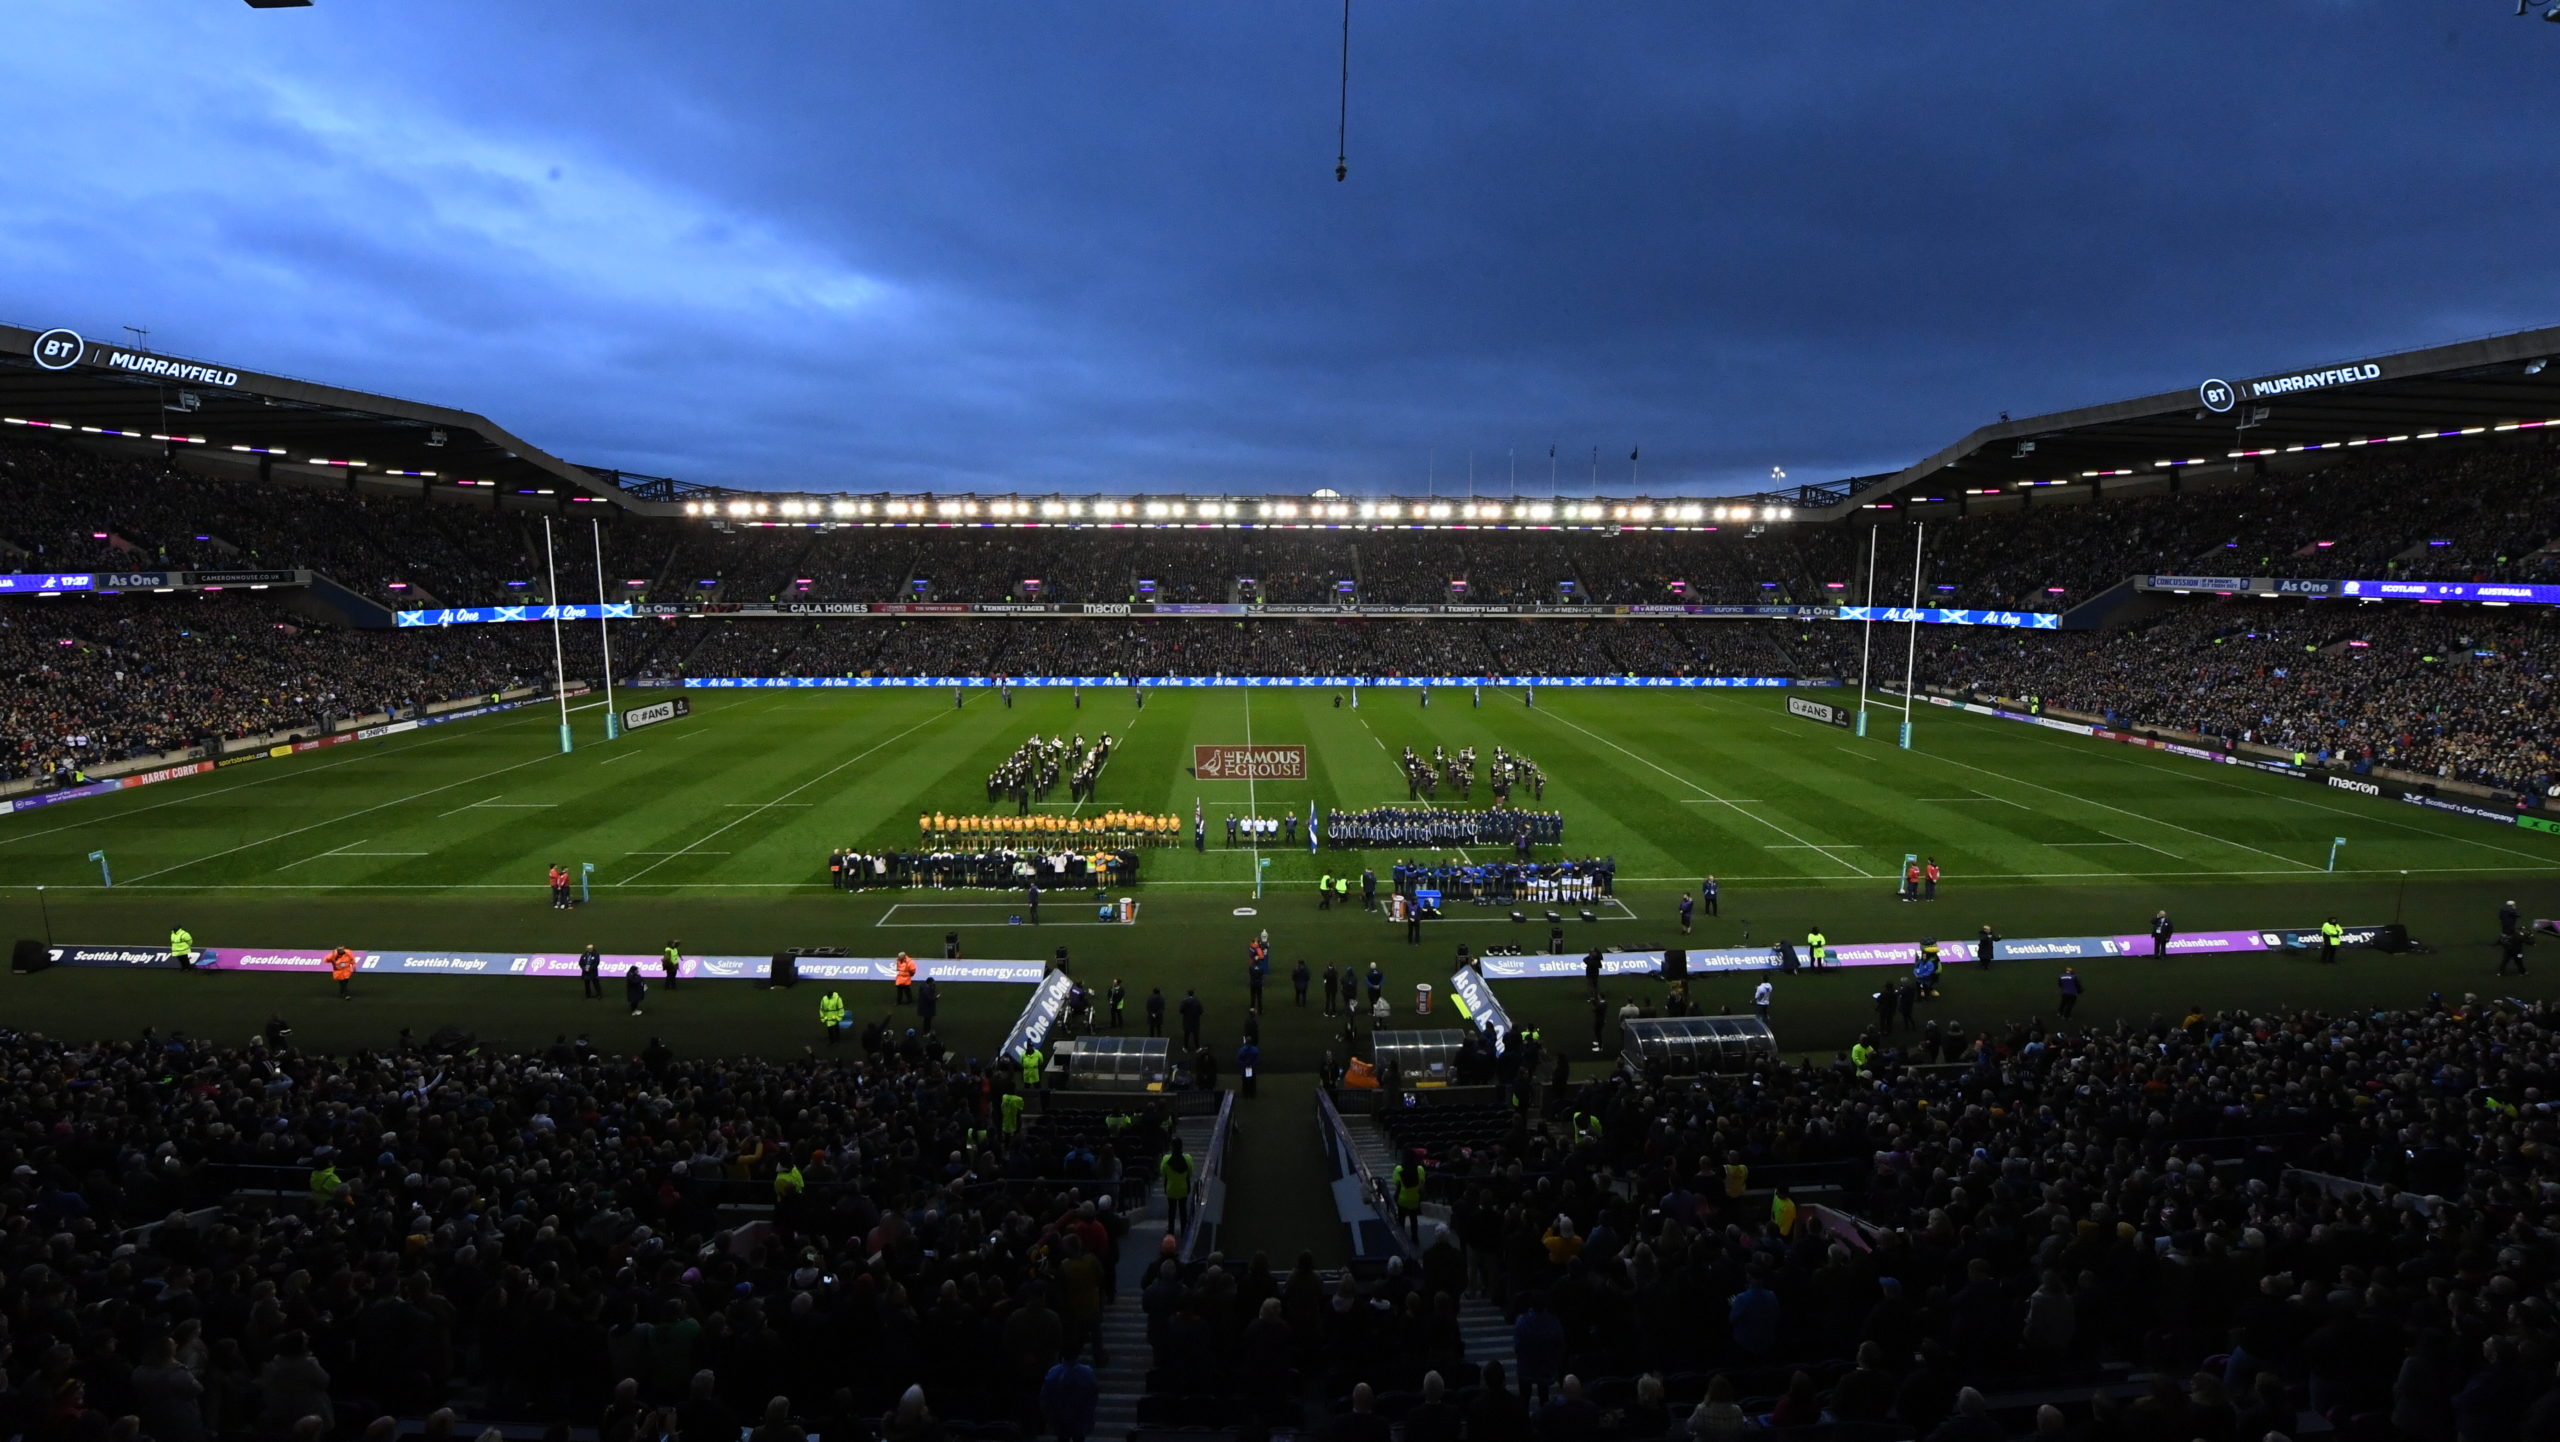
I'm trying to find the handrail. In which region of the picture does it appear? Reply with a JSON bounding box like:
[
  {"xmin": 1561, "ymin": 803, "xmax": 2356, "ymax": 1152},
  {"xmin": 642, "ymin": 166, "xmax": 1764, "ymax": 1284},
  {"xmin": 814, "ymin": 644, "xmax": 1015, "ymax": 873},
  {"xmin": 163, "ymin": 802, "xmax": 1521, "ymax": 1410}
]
[
  {"xmin": 1176, "ymin": 1090, "xmax": 1236, "ymax": 1263},
  {"xmin": 1316, "ymin": 1086, "xmax": 1423, "ymax": 1265}
]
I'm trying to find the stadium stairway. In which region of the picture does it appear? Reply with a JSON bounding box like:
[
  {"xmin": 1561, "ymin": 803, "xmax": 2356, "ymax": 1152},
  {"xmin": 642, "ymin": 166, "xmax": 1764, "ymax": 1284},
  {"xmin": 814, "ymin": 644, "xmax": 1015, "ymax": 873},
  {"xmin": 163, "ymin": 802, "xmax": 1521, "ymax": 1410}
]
[
  {"xmin": 1456, "ymin": 1289, "xmax": 1518, "ymax": 1378},
  {"xmin": 1091, "ymin": 1192, "xmax": 1172, "ymax": 1441},
  {"xmin": 1088, "ymin": 1109, "xmax": 1216, "ymax": 1440},
  {"xmin": 1339, "ymin": 1112, "xmax": 1518, "ymax": 1375}
]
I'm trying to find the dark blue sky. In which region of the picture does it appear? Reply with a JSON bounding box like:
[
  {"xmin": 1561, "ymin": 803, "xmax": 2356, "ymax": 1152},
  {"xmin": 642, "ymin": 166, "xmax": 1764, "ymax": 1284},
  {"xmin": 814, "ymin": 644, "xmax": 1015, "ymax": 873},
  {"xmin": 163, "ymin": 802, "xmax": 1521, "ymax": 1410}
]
[{"xmin": 3, "ymin": 2, "xmax": 2552, "ymax": 495}]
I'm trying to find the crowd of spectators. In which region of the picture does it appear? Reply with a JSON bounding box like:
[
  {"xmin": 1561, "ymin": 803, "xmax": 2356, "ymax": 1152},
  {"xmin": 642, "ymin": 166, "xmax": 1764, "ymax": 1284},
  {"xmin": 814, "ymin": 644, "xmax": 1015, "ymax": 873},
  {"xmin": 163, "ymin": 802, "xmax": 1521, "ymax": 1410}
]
[
  {"xmin": 0, "ymin": 444, "xmax": 548, "ymax": 609},
  {"xmin": 1922, "ymin": 599, "xmax": 2559, "ymax": 796},
  {"xmin": 0, "ymin": 1022, "xmax": 1165, "ymax": 1442},
  {"xmin": 1909, "ymin": 439, "xmax": 2560, "ymax": 610},
  {"xmin": 644, "ymin": 621, "xmax": 1849, "ymax": 682},
  {"xmin": 1379, "ymin": 990, "xmax": 2560, "ymax": 1442},
  {"xmin": 0, "ymin": 596, "xmax": 634, "ymax": 785},
  {"xmin": 17, "ymin": 980, "xmax": 2560, "ymax": 1442},
  {"xmin": 12, "ymin": 435, "xmax": 2558, "ymax": 614}
]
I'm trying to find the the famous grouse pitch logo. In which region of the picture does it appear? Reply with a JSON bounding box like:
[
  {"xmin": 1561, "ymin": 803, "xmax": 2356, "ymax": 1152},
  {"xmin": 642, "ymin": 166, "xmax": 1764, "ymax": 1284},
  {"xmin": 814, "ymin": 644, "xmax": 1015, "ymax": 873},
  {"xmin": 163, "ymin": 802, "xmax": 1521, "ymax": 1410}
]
[{"xmin": 1194, "ymin": 745, "xmax": 1307, "ymax": 780}]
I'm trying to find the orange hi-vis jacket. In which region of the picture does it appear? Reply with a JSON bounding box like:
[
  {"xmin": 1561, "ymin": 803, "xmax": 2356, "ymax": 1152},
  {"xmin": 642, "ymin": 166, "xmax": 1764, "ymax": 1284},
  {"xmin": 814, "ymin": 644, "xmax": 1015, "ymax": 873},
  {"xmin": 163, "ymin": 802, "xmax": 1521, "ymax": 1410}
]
[
  {"xmin": 895, "ymin": 954, "xmax": 917, "ymax": 985},
  {"xmin": 327, "ymin": 949, "xmax": 357, "ymax": 981}
]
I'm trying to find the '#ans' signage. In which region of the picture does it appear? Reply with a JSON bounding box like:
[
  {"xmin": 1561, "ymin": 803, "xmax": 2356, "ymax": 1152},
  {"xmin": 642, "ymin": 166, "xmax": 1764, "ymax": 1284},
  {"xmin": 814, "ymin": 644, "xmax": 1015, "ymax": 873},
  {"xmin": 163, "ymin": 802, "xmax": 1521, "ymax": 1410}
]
[
  {"xmin": 1787, "ymin": 696, "xmax": 1851, "ymax": 728},
  {"xmin": 622, "ymin": 697, "xmax": 693, "ymax": 731}
]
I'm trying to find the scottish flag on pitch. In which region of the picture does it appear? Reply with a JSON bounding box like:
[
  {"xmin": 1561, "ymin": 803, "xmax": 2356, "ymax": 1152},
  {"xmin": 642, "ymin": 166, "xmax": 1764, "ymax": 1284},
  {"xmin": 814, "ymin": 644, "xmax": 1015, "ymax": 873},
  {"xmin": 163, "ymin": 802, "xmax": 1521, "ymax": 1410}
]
[{"xmin": 1307, "ymin": 798, "xmax": 1319, "ymax": 852}]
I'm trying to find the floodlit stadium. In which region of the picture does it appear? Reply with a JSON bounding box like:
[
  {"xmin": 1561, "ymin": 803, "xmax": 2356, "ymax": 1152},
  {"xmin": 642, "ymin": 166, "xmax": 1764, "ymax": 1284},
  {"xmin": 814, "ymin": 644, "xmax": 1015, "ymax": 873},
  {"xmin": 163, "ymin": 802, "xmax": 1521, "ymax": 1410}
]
[{"xmin": 6, "ymin": 7, "xmax": 2560, "ymax": 1441}]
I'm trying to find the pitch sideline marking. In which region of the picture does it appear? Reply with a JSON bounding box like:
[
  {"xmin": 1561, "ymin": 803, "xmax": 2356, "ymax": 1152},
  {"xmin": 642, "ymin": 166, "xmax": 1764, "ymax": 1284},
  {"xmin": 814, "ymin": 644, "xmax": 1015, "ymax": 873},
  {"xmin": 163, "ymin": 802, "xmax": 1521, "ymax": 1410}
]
[
  {"xmin": 128, "ymin": 748, "xmax": 566, "ymax": 884},
  {"xmin": 1505, "ymin": 690, "xmax": 1874, "ymax": 877},
  {"xmin": 0, "ymin": 704, "xmax": 556, "ymax": 848},
  {"xmin": 48, "ymin": 861, "xmax": 2558, "ymax": 893},
  {"xmin": 1944, "ymin": 711, "xmax": 2557, "ymax": 865},
  {"xmin": 617, "ymin": 707, "xmax": 950, "ymax": 885},
  {"xmin": 1901, "ymin": 743, "xmax": 2322, "ymax": 873},
  {"xmin": 276, "ymin": 837, "xmax": 373, "ymax": 871}
]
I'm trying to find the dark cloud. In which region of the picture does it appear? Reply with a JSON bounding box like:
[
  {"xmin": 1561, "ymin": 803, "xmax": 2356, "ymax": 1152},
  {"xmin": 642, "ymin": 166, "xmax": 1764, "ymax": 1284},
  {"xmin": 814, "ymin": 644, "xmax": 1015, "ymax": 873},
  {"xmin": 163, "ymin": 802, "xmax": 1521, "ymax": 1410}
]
[{"xmin": 1, "ymin": 1, "xmax": 2552, "ymax": 495}]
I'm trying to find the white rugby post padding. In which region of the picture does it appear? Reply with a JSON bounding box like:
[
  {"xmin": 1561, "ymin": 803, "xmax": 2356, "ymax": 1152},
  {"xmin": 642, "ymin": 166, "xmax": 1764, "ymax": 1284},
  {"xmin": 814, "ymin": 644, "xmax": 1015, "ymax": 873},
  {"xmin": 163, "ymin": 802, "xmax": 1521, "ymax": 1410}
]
[
  {"xmin": 543, "ymin": 517, "xmax": 571, "ymax": 754},
  {"xmin": 1899, "ymin": 523, "xmax": 1924, "ymax": 750},
  {"xmin": 591, "ymin": 516, "xmax": 619, "ymax": 740},
  {"xmin": 1856, "ymin": 524, "xmax": 1877, "ymax": 737}
]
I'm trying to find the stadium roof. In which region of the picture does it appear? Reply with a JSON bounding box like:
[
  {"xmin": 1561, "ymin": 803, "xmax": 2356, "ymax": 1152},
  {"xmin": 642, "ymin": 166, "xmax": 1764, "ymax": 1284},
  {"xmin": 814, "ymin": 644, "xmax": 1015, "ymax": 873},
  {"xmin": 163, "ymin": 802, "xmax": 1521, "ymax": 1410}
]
[
  {"xmin": 1815, "ymin": 323, "xmax": 2560, "ymax": 519},
  {"xmin": 7, "ymin": 318, "xmax": 2559, "ymax": 527},
  {"xmin": 0, "ymin": 321, "xmax": 655, "ymax": 514}
]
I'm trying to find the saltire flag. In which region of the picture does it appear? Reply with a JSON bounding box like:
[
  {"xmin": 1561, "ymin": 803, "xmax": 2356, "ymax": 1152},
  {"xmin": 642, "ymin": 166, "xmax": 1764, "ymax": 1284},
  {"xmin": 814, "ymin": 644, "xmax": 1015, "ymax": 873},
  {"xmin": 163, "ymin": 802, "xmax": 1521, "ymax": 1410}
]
[{"xmin": 1307, "ymin": 797, "xmax": 1319, "ymax": 853}]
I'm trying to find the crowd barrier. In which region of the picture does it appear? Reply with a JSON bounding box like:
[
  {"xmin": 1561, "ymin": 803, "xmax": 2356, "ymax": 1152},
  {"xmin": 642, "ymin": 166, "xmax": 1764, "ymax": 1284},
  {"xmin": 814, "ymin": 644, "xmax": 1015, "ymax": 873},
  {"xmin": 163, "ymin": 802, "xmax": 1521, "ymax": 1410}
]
[
  {"xmin": 1443, "ymin": 922, "xmax": 2409, "ymax": 989},
  {"xmin": 19, "ymin": 943, "xmax": 1046, "ymax": 983}
]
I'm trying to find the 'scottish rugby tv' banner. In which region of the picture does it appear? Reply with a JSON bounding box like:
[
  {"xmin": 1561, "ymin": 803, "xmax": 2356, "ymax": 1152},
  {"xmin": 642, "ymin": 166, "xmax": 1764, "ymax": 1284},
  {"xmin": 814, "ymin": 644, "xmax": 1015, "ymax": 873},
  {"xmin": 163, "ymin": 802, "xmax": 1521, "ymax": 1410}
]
[
  {"xmin": 36, "ymin": 920, "xmax": 2398, "ymax": 991},
  {"xmin": 33, "ymin": 944, "xmax": 1045, "ymax": 983}
]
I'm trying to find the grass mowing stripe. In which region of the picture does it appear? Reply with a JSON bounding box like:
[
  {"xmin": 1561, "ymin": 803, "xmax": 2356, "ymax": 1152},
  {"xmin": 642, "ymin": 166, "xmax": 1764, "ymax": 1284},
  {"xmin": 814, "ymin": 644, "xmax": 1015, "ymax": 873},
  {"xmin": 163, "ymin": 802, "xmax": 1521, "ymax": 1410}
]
[
  {"xmin": 616, "ymin": 704, "xmax": 953, "ymax": 884},
  {"xmin": 70, "ymin": 861, "xmax": 2559, "ymax": 893},
  {"xmin": 1900, "ymin": 733, "xmax": 2321, "ymax": 872},
  {"xmin": 125, "ymin": 746, "xmax": 566, "ymax": 884},
  {"xmin": 1948, "ymin": 708, "xmax": 2558, "ymax": 865},
  {"xmin": 0, "ymin": 705, "xmax": 556, "ymax": 847},
  {"xmin": 1507, "ymin": 689, "xmax": 1873, "ymax": 876}
]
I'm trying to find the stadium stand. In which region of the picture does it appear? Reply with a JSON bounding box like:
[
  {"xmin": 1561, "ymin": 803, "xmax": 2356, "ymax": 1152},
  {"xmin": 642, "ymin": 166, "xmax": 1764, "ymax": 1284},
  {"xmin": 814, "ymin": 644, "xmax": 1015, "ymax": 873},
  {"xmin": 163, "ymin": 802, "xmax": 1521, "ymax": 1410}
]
[
  {"xmin": 5, "ymin": 433, "xmax": 2558, "ymax": 801},
  {"xmin": 13, "ymin": 991, "xmax": 2559, "ymax": 1442},
  {"xmin": 1921, "ymin": 601, "xmax": 2560, "ymax": 796},
  {"xmin": 0, "ymin": 596, "xmax": 626, "ymax": 786}
]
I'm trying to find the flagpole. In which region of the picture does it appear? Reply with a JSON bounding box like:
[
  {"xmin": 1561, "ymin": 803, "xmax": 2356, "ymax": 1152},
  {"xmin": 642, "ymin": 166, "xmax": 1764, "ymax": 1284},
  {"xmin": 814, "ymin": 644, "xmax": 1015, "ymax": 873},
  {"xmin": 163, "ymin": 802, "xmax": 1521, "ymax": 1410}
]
[
  {"xmin": 591, "ymin": 516, "xmax": 619, "ymax": 739},
  {"xmin": 1856, "ymin": 524, "xmax": 1877, "ymax": 737},
  {"xmin": 543, "ymin": 516, "xmax": 572, "ymax": 754},
  {"xmin": 1899, "ymin": 522, "xmax": 1924, "ymax": 750}
]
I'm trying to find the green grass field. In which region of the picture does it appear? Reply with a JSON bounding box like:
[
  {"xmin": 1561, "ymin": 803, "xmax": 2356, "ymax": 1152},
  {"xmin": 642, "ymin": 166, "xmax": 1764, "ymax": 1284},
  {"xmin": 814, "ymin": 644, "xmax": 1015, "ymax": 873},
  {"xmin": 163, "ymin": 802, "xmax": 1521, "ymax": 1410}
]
[{"xmin": 4, "ymin": 685, "xmax": 2554, "ymax": 1064}]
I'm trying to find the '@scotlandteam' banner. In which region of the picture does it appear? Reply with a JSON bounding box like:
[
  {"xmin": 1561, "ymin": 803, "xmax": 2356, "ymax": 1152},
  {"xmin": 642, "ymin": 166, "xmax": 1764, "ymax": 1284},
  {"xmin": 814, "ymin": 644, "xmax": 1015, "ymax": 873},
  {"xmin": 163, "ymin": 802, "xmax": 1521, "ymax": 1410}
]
[
  {"xmin": 30, "ymin": 945, "xmax": 1045, "ymax": 984},
  {"xmin": 682, "ymin": 675, "xmax": 1830, "ymax": 688}
]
